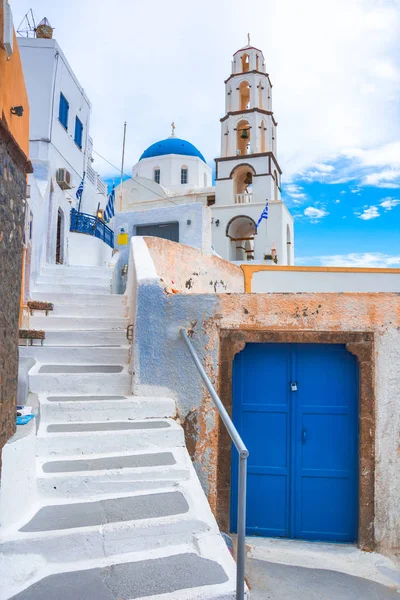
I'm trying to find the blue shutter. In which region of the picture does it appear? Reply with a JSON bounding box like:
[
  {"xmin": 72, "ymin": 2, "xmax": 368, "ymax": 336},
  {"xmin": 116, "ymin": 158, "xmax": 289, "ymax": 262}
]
[
  {"xmin": 74, "ymin": 117, "xmax": 83, "ymax": 149},
  {"xmin": 59, "ymin": 93, "xmax": 69, "ymax": 129}
]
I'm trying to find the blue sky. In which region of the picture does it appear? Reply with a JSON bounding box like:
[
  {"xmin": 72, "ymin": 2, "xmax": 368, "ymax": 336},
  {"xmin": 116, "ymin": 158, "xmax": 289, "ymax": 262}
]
[{"xmin": 12, "ymin": 0, "xmax": 400, "ymax": 267}]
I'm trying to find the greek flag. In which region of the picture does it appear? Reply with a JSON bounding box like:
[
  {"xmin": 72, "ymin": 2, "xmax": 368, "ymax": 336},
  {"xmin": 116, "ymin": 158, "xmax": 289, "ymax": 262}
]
[
  {"xmin": 255, "ymin": 200, "xmax": 269, "ymax": 230},
  {"xmin": 76, "ymin": 172, "xmax": 85, "ymax": 203},
  {"xmin": 104, "ymin": 186, "xmax": 115, "ymax": 222}
]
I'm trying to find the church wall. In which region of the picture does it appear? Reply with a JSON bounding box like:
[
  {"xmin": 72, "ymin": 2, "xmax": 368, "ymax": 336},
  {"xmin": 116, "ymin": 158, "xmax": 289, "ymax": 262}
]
[
  {"xmin": 114, "ymin": 202, "xmax": 212, "ymax": 276},
  {"xmin": 132, "ymin": 154, "xmax": 212, "ymax": 190}
]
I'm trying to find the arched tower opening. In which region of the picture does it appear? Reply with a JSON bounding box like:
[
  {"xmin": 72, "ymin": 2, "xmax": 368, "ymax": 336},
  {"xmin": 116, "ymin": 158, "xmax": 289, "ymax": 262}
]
[
  {"xmin": 239, "ymin": 81, "xmax": 251, "ymax": 110},
  {"xmin": 231, "ymin": 164, "xmax": 255, "ymax": 202},
  {"xmin": 241, "ymin": 53, "xmax": 250, "ymax": 73},
  {"xmin": 226, "ymin": 215, "xmax": 256, "ymax": 261},
  {"xmin": 236, "ymin": 119, "xmax": 251, "ymax": 156}
]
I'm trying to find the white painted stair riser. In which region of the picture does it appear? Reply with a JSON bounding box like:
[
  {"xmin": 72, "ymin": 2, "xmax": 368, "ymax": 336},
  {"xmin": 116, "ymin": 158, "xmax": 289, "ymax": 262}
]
[
  {"xmin": 29, "ymin": 372, "xmax": 132, "ymax": 395},
  {"xmin": 29, "ymin": 316, "xmax": 128, "ymax": 331},
  {"xmin": 20, "ymin": 346, "xmax": 130, "ymax": 365},
  {"xmin": 49, "ymin": 304, "xmax": 128, "ymax": 317},
  {"xmin": 36, "ymin": 424, "xmax": 185, "ymax": 456},
  {"xmin": 34, "ymin": 283, "xmax": 112, "ymax": 294},
  {"xmin": 0, "ymin": 517, "xmax": 213, "ymax": 564},
  {"xmin": 37, "ymin": 467, "xmax": 191, "ymax": 498},
  {"xmin": 30, "ymin": 292, "xmax": 127, "ymax": 306},
  {"xmin": 37, "ymin": 275, "xmax": 113, "ymax": 288},
  {"xmin": 42, "ymin": 330, "xmax": 127, "ymax": 346},
  {"xmin": 40, "ymin": 397, "xmax": 176, "ymax": 422}
]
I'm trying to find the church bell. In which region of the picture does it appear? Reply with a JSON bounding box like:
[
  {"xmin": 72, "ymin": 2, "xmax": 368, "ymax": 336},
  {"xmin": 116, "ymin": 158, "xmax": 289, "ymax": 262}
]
[
  {"xmin": 240, "ymin": 129, "xmax": 249, "ymax": 139},
  {"xmin": 244, "ymin": 172, "xmax": 252, "ymax": 185}
]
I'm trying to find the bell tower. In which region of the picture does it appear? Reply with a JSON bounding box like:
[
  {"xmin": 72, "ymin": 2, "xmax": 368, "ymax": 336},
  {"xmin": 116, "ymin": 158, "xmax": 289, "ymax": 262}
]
[{"xmin": 212, "ymin": 39, "xmax": 294, "ymax": 265}]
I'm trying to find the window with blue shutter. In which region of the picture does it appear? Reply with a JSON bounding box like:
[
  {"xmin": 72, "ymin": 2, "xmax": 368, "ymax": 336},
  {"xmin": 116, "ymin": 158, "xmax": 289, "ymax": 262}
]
[
  {"xmin": 74, "ymin": 117, "xmax": 83, "ymax": 149},
  {"xmin": 59, "ymin": 93, "xmax": 69, "ymax": 130}
]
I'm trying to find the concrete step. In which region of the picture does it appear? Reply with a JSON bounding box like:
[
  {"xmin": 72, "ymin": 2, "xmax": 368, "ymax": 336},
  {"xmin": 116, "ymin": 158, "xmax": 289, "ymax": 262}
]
[
  {"xmin": 19, "ymin": 346, "xmax": 130, "ymax": 365},
  {"xmin": 39, "ymin": 394, "xmax": 176, "ymax": 422},
  {"xmin": 41, "ymin": 330, "xmax": 127, "ymax": 347},
  {"xmin": 30, "ymin": 315, "xmax": 128, "ymax": 331},
  {"xmin": 20, "ymin": 490, "xmax": 190, "ymax": 533},
  {"xmin": 37, "ymin": 274, "xmax": 113, "ymax": 288},
  {"xmin": 29, "ymin": 367, "xmax": 131, "ymax": 395},
  {"xmin": 36, "ymin": 418, "xmax": 185, "ymax": 456},
  {"xmin": 7, "ymin": 550, "xmax": 234, "ymax": 600},
  {"xmin": 30, "ymin": 292, "xmax": 126, "ymax": 306},
  {"xmin": 37, "ymin": 448, "xmax": 190, "ymax": 498},
  {"xmin": 34, "ymin": 282, "xmax": 112, "ymax": 294},
  {"xmin": 41, "ymin": 265, "xmax": 114, "ymax": 280},
  {"xmin": 50, "ymin": 303, "xmax": 128, "ymax": 317}
]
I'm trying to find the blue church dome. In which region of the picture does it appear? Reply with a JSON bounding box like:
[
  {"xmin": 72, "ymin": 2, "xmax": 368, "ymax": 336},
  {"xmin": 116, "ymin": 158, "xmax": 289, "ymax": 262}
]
[{"xmin": 140, "ymin": 137, "xmax": 206, "ymax": 163}]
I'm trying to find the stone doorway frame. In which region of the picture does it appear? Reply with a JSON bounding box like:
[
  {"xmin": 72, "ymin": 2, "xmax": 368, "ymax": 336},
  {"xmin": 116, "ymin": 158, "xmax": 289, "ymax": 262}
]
[{"xmin": 218, "ymin": 329, "xmax": 375, "ymax": 551}]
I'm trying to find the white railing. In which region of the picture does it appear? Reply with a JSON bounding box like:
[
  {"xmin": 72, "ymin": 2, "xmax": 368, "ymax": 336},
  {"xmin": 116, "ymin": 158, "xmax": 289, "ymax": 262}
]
[
  {"xmin": 234, "ymin": 193, "xmax": 253, "ymax": 204},
  {"xmin": 86, "ymin": 163, "xmax": 96, "ymax": 185},
  {"xmin": 96, "ymin": 177, "xmax": 107, "ymax": 196}
]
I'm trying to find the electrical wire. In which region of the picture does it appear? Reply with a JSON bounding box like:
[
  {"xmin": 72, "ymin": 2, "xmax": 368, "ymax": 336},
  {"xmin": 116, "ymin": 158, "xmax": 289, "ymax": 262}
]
[{"xmin": 91, "ymin": 148, "xmax": 179, "ymax": 205}]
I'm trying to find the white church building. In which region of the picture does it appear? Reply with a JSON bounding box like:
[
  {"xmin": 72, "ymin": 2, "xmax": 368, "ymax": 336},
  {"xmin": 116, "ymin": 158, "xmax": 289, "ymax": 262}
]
[{"xmin": 115, "ymin": 41, "xmax": 294, "ymax": 266}]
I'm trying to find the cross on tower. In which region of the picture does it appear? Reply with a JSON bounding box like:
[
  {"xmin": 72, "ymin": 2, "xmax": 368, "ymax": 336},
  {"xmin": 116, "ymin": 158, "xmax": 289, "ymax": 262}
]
[
  {"xmin": 171, "ymin": 121, "xmax": 176, "ymax": 137},
  {"xmin": 247, "ymin": 32, "xmax": 251, "ymax": 46}
]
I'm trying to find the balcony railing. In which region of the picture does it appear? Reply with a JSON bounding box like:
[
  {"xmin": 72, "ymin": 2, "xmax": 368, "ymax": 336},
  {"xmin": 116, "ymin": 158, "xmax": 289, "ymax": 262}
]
[
  {"xmin": 70, "ymin": 208, "xmax": 114, "ymax": 249},
  {"xmin": 86, "ymin": 163, "xmax": 108, "ymax": 196},
  {"xmin": 234, "ymin": 193, "xmax": 253, "ymax": 204}
]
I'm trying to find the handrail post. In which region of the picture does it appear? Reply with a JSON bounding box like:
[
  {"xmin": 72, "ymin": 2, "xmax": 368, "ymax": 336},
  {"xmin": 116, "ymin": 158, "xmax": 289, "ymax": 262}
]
[
  {"xmin": 179, "ymin": 328, "xmax": 248, "ymax": 600},
  {"xmin": 236, "ymin": 453, "xmax": 247, "ymax": 600}
]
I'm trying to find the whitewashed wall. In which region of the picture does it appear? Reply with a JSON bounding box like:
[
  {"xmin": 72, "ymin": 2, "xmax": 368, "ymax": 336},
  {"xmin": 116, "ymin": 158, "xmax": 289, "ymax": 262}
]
[
  {"xmin": 132, "ymin": 154, "xmax": 212, "ymax": 191},
  {"xmin": 250, "ymin": 268, "xmax": 400, "ymax": 293}
]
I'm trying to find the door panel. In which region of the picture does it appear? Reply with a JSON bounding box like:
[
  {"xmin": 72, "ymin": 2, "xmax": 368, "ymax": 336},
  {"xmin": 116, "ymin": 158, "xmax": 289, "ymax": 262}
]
[
  {"xmin": 231, "ymin": 343, "xmax": 358, "ymax": 543},
  {"xmin": 232, "ymin": 344, "xmax": 291, "ymax": 537},
  {"xmin": 294, "ymin": 344, "xmax": 358, "ymax": 542}
]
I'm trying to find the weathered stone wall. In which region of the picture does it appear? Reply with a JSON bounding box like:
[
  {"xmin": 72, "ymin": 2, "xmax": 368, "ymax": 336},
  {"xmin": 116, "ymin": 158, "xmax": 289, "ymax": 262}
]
[
  {"xmin": 144, "ymin": 236, "xmax": 244, "ymax": 294},
  {"xmin": 132, "ymin": 279, "xmax": 400, "ymax": 556},
  {"xmin": 0, "ymin": 135, "xmax": 27, "ymax": 461}
]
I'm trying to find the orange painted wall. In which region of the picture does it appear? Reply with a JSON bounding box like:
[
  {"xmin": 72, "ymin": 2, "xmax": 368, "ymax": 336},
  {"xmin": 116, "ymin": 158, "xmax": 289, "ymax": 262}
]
[{"xmin": 0, "ymin": 1, "xmax": 30, "ymax": 155}]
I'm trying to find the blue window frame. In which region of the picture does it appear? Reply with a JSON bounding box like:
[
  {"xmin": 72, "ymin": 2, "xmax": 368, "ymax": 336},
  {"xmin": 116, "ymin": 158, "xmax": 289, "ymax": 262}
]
[
  {"xmin": 74, "ymin": 116, "xmax": 83, "ymax": 149},
  {"xmin": 59, "ymin": 93, "xmax": 69, "ymax": 130}
]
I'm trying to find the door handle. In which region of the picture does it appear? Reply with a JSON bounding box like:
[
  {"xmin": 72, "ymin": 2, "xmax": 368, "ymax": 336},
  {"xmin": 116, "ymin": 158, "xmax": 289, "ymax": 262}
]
[{"xmin": 302, "ymin": 428, "xmax": 307, "ymax": 444}]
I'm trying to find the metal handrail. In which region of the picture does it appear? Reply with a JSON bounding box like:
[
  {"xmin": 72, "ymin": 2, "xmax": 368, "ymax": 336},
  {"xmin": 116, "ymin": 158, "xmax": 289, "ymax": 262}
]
[
  {"xmin": 70, "ymin": 208, "xmax": 114, "ymax": 249},
  {"xmin": 179, "ymin": 329, "xmax": 248, "ymax": 600}
]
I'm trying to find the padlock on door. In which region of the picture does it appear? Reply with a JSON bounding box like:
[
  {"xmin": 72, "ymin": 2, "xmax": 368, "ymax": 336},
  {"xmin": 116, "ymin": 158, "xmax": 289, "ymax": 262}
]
[{"xmin": 291, "ymin": 382, "xmax": 298, "ymax": 392}]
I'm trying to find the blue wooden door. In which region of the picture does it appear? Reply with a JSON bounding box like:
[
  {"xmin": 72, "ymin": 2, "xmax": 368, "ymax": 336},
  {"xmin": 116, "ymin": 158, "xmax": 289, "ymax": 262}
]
[{"xmin": 231, "ymin": 343, "xmax": 358, "ymax": 543}]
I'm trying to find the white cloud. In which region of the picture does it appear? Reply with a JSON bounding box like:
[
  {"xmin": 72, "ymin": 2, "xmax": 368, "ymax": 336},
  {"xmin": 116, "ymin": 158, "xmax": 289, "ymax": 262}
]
[
  {"xmin": 283, "ymin": 183, "xmax": 307, "ymax": 203},
  {"xmin": 308, "ymin": 252, "xmax": 400, "ymax": 268},
  {"xmin": 357, "ymin": 206, "xmax": 380, "ymax": 220},
  {"xmin": 11, "ymin": 0, "xmax": 400, "ymax": 181},
  {"xmin": 380, "ymin": 197, "xmax": 400, "ymax": 210},
  {"xmin": 304, "ymin": 206, "xmax": 329, "ymax": 222},
  {"xmin": 333, "ymin": 199, "xmax": 341, "ymax": 204}
]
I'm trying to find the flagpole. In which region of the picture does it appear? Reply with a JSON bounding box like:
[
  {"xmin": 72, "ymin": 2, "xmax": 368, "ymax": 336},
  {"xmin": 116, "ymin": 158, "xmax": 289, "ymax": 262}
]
[{"xmin": 119, "ymin": 121, "xmax": 127, "ymax": 213}]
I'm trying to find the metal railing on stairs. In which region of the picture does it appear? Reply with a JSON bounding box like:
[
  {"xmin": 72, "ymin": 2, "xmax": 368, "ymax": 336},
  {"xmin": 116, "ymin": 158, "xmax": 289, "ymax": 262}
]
[
  {"xmin": 179, "ymin": 329, "xmax": 249, "ymax": 600},
  {"xmin": 70, "ymin": 208, "xmax": 114, "ymax": 249}
]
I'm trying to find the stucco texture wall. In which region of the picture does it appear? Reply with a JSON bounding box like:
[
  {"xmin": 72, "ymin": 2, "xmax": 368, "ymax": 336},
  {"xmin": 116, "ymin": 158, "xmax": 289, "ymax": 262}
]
[
  {"xmin": 145, "ymin": 236, "xmax": 244, "ymax": 294},
  {"xmin": 132, "ymin": 269, "xmax": 400, "ymax": 555},
  {"xmin": 0, "ymin": 11, "xmax": 30, "ymax": 156}
]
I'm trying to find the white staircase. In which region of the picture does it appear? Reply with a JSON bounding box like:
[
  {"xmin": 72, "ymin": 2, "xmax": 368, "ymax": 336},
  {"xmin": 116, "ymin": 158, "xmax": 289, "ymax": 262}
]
[{"xmin": 1, "ymin": 264, "xmax": 237, "ymax": 600}]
